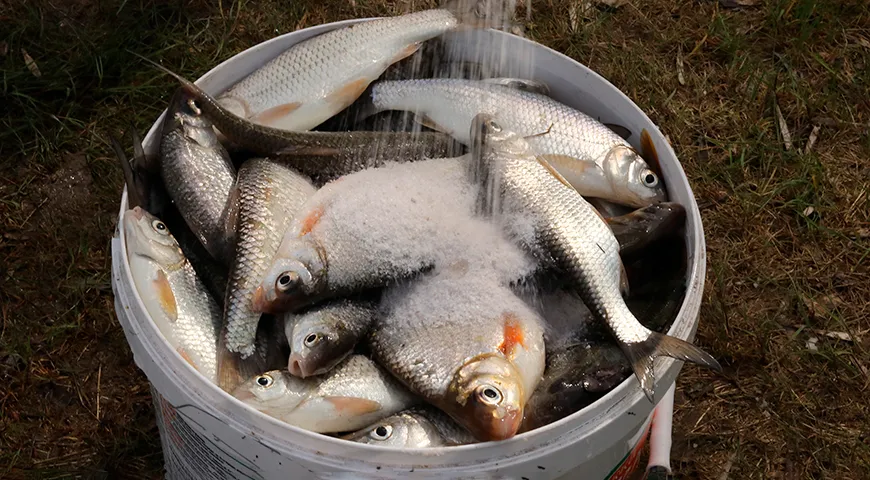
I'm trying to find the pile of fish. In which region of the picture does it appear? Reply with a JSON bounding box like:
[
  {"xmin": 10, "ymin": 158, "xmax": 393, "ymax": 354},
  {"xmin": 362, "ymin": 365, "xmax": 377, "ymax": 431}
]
[{"xmin": 114, "ymin": 8, "xmax": 721, "ymax": 447}]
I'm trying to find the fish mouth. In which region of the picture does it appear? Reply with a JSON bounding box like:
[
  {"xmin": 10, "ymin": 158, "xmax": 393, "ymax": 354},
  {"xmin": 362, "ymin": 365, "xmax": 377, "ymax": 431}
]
[
  {"xmin": 482, "ymin": 406, "xmax": 522, "ymax": 441},
  {"xmin": 232, "ymin": 386, "xmax": 257, "ymax": 403},
  {"xmin": 129, "ymin": 206, "xmax": 146, "ymax": 221},
  {"xmin": 287, "ymin": 352, "xmax": 312, "ymax": 378}
]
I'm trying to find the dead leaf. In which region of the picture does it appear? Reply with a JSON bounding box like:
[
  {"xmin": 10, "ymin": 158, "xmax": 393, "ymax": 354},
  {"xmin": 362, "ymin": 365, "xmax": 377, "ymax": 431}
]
[
  {"xmin": 803, "ymin": 206, "xmax": 815, "ymax": 217},
  {"xmin": 774, "ymin": 102, "xmax": 792, "ymax": 151},
  {"xmin": 806, "ymin": 337, "xmax": 819, "ymax": 352},
  {"xmin": 22, "ymin": 49, "xmax": 41, "ymax": 77},
  {"xmin": 595, "ymin": 0, "xmax": 627, "ymax": 6},
  {"xmin": 805, "ymin": 125, "xmax": 820, "ymax": 153},
  {"xmin": 720, "ymin": 0, "xmax": 759, "ymax": 7},
  {"xmin": 855, "ymin": 228, "xmax": 870, "ymax": 239},
  {"xmin": 676, "ymin": 45, "xmax": 686, "ymax": 86},
  {"xmin": 815, "ymin": 330, "xmax": 858, "ymax": 343},
  {"xmin": 801, "ymin": 293, "xmax": 843, "ymax": 319}
]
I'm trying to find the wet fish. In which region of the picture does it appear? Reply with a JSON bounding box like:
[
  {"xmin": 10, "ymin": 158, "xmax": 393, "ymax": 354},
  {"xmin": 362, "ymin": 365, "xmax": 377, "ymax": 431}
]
[
  {"xmin": 252, "ymin": 156, "xmax": 533, "ymax": 315},
  {"xmin": 216, "ymin": 10, "xmax": 458, "ymax": 131},
  {"xmin": 342, "ymin": 406, "xmax": 476, "ymax": 448},
  {"xmin": 371, "ymin": 78, "xmax": 667, "ymax": 207},
  {"xmin": 520, "ymin": 340, "xmax": 631, "ymax": 432},
  {"xmin": 123, "ymin": 207, "xmax": 221, "ymax": 383},
  {"xmin": 219, "ymin": 159, "xmax": 316, "ymax": 390},
  {"xmin": 159, "ymin": 89, "xmax": 236, "ymax": 265},
  {"xmin": 286, "ymin": 298, "xmax": 378, "ymax": 378},
  {"xmin": 469, "ymin": 114, "xmax": 720, "ymax": 401},
  {"xmin": 233, "ymin": 355, "xmax": 417, "ymax": 433},
  {"xmin": 133, "ymin": 59, "xmax": 461, "ymax": 178},
  {"xmin": 370, "ymin": 268, "xmax": 546, "ymax": 441},
  {"xmin": 606, "ymin": 202, "xmax": 687, "ymax": 259}
]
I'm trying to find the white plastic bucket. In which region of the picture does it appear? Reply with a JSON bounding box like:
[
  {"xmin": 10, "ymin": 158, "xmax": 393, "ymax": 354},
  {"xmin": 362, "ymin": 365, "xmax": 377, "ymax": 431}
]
[{"xmin": 110, "ymin": 19, "xmax": 705, "ymax": 480}]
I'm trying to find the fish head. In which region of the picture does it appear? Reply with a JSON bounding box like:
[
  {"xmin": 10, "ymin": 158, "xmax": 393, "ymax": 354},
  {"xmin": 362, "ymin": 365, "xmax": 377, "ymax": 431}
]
[
  {"xmin": 232, "ymin": 370, "xmax": 306, "ymax": 414},
  {"xmin": 254, "ymin": 237, "xmax": 327, "ymax": 314},
  {"xmin": 288, "ymin": 311, "xmax": 354, "ymax": 378},
  {"xmin": 447, "ymin": 354, "xmax": 524, "ymax": 441},
  {"xmin": 602, "ymin": 146, "xmax": 666, "ymax": 208},
  {"xmin": 342, "ymin": 412, "xmax": 426, "ymax": 448},
  {"xmin": 164, "ymin": 89, "xmax": 220, "ymax": 149},
  {"xmin": 122, "ymin": 207, "xmax": 184, "ymax": 267},
  {"xmin": 474, "ymin": 115, "xmax": 532, "ymax": 158}
]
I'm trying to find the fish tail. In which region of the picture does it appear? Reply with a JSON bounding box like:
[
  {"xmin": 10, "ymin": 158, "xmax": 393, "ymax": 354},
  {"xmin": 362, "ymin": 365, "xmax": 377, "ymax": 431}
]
[{"xmin": 622, "ymin": 331, "xmax": 722, "ymax": 402}]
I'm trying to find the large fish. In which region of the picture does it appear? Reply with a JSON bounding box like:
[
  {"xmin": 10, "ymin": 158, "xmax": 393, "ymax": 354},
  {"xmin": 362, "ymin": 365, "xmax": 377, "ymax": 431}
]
[
  {"xmin": 123, "ymin": 207, "xmax": 221, "ymax": 383},
  {"xmin": 233, "ymin": 355, "xmax": 417, "ymax": 433},
  {"xmin": 159, "ymin": 89, "xmax": 236, "ymax": 265},
  {"xmin": 252, "ymin": 156, "xmax": 534, "ymax": 314},
  {"xmin": 370, "ymin": 268, "xmax": 546, "ymax": 441},
  {"xmin": 468, "ymin": 114, "xmax": 720, "ymax": 401},
  {"xmin": 371, "ymin": 78, "xmax": 667, "ymax": 207},
  {"xmin": 216, "ymin": 10, "xmax": 458, "ymax": 131},
  {"xmin": 342, "ymin": 406, "xmax": 477, "ymax": 448},
  {"xmin": 133, "ymin": 58, "xmax": 461, "ymax": 178},
  {"xmin": 219, "ymin": 159, "xmax": 316, "ymax": 391},
  {"xmin": 286, "ymin": 298, "xmax": 378, "ymax": 378}
]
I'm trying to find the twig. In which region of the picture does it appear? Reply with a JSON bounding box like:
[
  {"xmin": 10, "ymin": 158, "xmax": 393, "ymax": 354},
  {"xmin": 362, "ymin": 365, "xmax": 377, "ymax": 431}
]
[{"xmin": 96, "ymin": 364, "xmax": 102, "ymax": 421}]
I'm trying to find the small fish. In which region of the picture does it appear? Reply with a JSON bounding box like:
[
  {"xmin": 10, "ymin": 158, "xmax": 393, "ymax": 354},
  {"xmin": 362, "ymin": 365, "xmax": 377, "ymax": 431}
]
[
  {"xmin": 232, "ymin": 355, "xmax": 417, "ymax": 433},
  {"xmin": 469, "ymin": 114, "xmax": 720, "ymax": 401},
  {"xmin": 159, "ymin": 89, "xmax": 236, "ymax": 265},
  {"xmin": 133, "ymin": 58, "xmax": 461, "ymax": 177},
  {"xmin": 252, "ymin": 157, "xmax": 533, "ymax": 315},
  {"xmin": 342, "ymin": 406, "xmax": 477, "ymax": 448},
  {"xmin": 219, "ymin": 159, "xmax": 316, "ymax": 390},
  {"xmin": 520, "ymin": 340, "xmax": 631, "ymax": 432},
  {"xmin": 370, "ymin": 269, "xmax": 546, "ymax": 441},
  {"xmin": 123, "ymin": 207, "xmax": 221, "ymax": 383},
  {"xmin": 371, "ymin": 78, "xmax": 667, "ymax": 207},
  {"xmin": 606, "ymin": 202, "xmax": 687, "ymax": 259},
  {"xmin": 216, "ymin": 10, "xmax": 458, "ymax": 131},
  {"xmin": 287, "ymin": 299, "xmax": 378, "ymax": 378}
]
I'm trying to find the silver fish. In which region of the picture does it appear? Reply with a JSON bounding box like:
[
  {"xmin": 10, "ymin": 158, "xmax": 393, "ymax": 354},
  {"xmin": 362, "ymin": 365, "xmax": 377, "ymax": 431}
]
[
  {"xmin": 469, "ymin": 114, "xmax": 720, "ymax": 401},
  {"xmin": 232, "ymin": 355, "xmax": 417, "ymax": 433},
  {"xmin": 287, "ymin": 299, "xmax": 378, "ymax": 378},
  {"xmin": 370, "ymin": 268, "xmax": 546, "ymax": 441},
  {"xmin": 253, "ymin": 156, "xmax": 533, "ymax": 314},
  {"xmin": 371, "ymin": 78, "xmax": 667, "ymax": 207},
  {"xmin": 159, "ymin": 89, "xmax": 236, "ymax": 265},
  {"xmin": 123, "ymin": 207, "xmax": 221, "ymax": 383},
  {"xmin": 342, "ymin": 406, "xmax": 476, "ymax": 448},
  {"xmin": 217, "ymin": 10, "xmax": 458, "ymax": 131},
  {"xmin": 220, "ymin": 159, "xmax": 316, "ymax": 390}
]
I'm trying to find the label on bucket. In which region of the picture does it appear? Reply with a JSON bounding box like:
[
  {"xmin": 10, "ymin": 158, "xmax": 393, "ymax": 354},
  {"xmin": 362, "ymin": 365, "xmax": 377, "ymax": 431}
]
[
  {"xmin": 604, "ymin": 414, "xmax": 652, "ymax": 480},
  {"xmin": 151, "ymin": 387, "xmax": 263, "ymax": 479}
]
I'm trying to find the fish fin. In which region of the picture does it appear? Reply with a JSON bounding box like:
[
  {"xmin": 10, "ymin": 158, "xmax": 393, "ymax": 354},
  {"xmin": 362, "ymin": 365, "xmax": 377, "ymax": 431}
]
[
  {"xmin": 482, "ymin": 77, "xmax": 550, "ymax": 96},
  {"xmin": 216, "ymin": 327, "xmax": 265, "ymax": 393},
  {"xmin": 619, "ymin": 259, "xmax": 630, "ymax": 297},
  {"xmin": 640, "ymin": 129, "xmax": 663, "ymax": 178},
  {"xmin": 130, "ymin": 125, "xmax": 158, "ymax": 175},
  {"xmin": 534, "ymin": 155, "xmax": 576, "ymax": 190},
  {"xmin": 153, "ymin": 270, "xmax": 178, "ymax": 322},
  {"xmin": 391, "ymin": 42, "xmax": 422, "ymax": 64},
  {"xmin": 604, "ymin": 123, "xmax": 632, "ymax": 141},
  {"xmin": 622, "ymin": 332, "xmax": 722, "ymax": 402},
  {"xmin": 498, "ymin": 312, "xmax": 526, "ymax": 356},
  {"xmin": 177, "ymin": 347, "xmax": 196, "ymax": 368},
  {"xmin": 324, "ymin": 77, "xmax": 372, "ymax": 112},
  {"xmin": 413, "ymin": 113, "xmax": 449, "ymax": 133},
  {"xmin": 109, "ymin": 133, "xmax": 142, "ymax": 210},
  {"xmin": 322, "ymin": 396, "xmax": 382, "ymax": 415},
  {"xmin": 299, "ymin": 206, "xmax": 324, "ymax": 236},
  {"xmin": 251, "ymin": 102, "xmax": 303, "ymax": 127}
]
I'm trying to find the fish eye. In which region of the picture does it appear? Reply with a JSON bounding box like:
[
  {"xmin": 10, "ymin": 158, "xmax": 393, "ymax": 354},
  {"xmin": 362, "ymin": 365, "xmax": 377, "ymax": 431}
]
[
  {"xmin": 641, "ymin": 169, "xmax": 659, "ymax": 188},
  {"xmin": 487, "ymin": 120, "xmax": 502, "ymax": 133},
  {"xmin": 304, "ymin": 333, "xmax": 321, "ymax": 347},
  {"xmin": 476, "ymin": 385, "xmax": 503, "ymax": 406},
  {"xmin": 276, "ymin": 272, "xmax": 299, "ymax": 293},
  {"xmin": 256, "ymin": 374, "xmax": 274, "ymax": 388},
  {"xmin": 370, "ymin": 424, "xmax": 393, "ymax": 440},
  {"xmin": 186, "ymin": 98, "xmax": 202, "ymax": 115},
  {"xmin": 151, "ymin": 219, "xmax": 169, "ymax": 235}
]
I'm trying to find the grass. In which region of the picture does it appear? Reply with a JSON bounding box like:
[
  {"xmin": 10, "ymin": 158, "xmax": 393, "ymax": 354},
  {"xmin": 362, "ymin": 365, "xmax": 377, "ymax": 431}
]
[{"xmin": 1, "ymin": 0, "xmax": 869, "ymax": 478}]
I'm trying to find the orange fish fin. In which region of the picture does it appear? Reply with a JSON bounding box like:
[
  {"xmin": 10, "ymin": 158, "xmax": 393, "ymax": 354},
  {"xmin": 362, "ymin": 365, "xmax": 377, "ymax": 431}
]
[
  {"xmin": 499, "ymin": 312, "xmax": 526, "ymax": 356},
  {"xmin": 640, "ymin": 129, "xmax": 663, "ymax": 178},
  {"xmin": 325, "ymin": 77, "xmax": 371, "ymax": 111},
  {"xmin": 535, "ymin": 155, "xmax": 576, "ymax": 190},
  {"xmin": 323, "ymin": 396, "xmax": 382, "ymax": 415},
  {"xmin": 177, "ymin": 347, "xmax": 196, "ymax": 368},
  {"xmin": 391, "ymin": 42, "xmax": 421, "ymax": 64},
  {"xmin": 252, "ymin": 102, "xmax": 303, "ymax": 127},
  {"xmin": 153, "ymin": 270, "xmax": 178, "ymax": 322},
  {"xmin": 299, "ymin": 206, "xmax": 324, "ymax": 236}
]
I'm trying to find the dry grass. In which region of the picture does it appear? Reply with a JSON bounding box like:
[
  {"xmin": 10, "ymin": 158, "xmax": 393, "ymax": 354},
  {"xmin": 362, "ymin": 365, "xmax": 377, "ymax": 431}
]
[{"xmin": 0, "ymin": 0, "xmax": 868, "ymax": 478}]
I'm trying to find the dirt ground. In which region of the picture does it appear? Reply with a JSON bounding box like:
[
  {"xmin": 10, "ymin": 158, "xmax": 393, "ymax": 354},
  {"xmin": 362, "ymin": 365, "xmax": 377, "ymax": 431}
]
[{"xmin": 1, "ymin": 0, "xmax": 868, "ymax": 478}]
